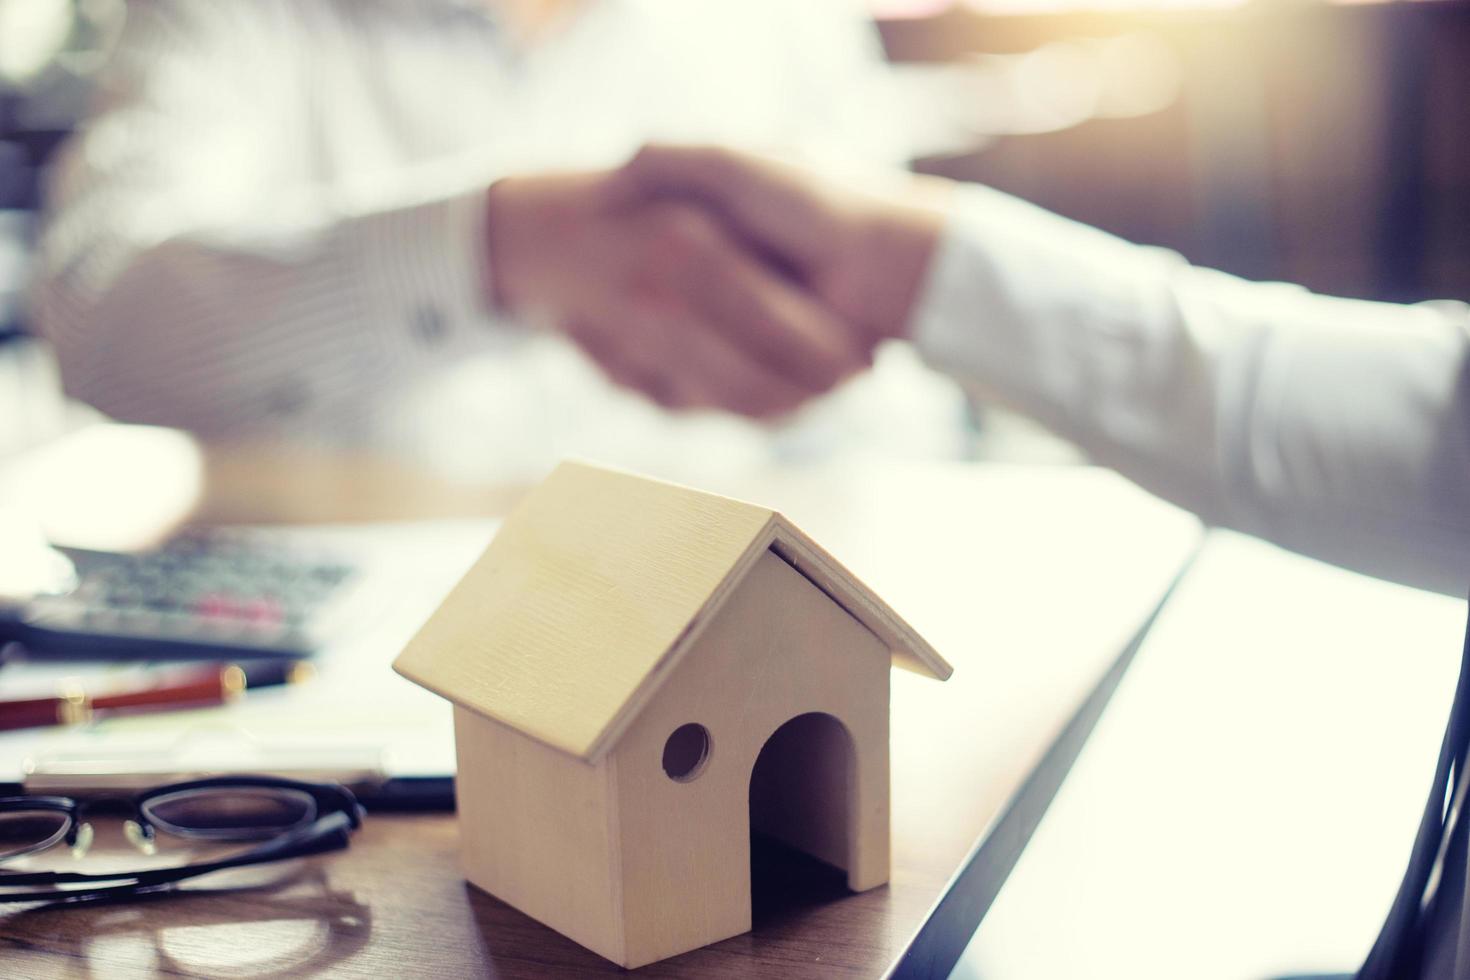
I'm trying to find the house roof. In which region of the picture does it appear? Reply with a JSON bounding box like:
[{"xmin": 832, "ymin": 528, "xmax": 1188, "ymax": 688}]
[{"xmin": 392, "ymin": 461, "xmax": 952, "ymax": 763}]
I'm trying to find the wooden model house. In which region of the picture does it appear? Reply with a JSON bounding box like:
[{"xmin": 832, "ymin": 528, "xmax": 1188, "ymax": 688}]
[{"xmin": 393, "ymin": 462, "xmax": 952, "ymax": 968}]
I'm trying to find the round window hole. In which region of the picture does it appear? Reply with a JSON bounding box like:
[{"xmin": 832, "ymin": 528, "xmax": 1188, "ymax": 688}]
[{"xmin": 662, "ymin": 723, "xmax": 712, "ymax": 782}]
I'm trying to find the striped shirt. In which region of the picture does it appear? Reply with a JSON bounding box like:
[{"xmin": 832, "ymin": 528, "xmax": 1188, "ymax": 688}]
[{"xmin": 30, "ymin": 0, "xmax": 950, "ymax": 468}]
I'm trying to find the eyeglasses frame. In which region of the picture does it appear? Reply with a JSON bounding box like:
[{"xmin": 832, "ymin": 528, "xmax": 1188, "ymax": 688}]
[{"xmin": 0, "ymin": 775, "xmax": 364, "ymax": 903}]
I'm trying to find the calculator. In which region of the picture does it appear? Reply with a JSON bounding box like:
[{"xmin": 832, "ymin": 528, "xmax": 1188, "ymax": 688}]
[{"xmin": 0, "ymin": 527, "xmax": 361, "ymax": 661}]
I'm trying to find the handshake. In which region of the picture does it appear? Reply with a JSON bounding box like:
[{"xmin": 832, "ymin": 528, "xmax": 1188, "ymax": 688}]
[{"xmin": 485, "ymin": 146, "xmax": 948, "ymax": 419}]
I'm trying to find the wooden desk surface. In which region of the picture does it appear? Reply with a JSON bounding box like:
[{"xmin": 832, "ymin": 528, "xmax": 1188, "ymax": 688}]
[{"xmin": 1, "ymin": 460, "xmax": 1200, "ymax": 978}]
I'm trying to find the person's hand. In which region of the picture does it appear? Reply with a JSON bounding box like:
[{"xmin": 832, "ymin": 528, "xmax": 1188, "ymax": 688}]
[
  {"xmin": 484, "ymin": 169, "xmax": 869, "ymax": 418},
  {"xmin": 623, "ymin": 145, "xmax": 950, "ymax": 349}
]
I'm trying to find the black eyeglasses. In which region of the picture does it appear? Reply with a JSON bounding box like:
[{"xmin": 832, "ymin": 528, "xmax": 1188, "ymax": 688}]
[{"xmin": 0, "ymin": 775, "xmax": 364, "ymax": 903}]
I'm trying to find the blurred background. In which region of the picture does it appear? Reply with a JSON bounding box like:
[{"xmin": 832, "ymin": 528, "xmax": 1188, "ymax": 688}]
[
  {"xmin": 880, "ymin": 0, "xmax": 1470, "ymax": 306},
  {"xmin": 2, "ymin": 0, "xmax": 1467, "ymax": 475},
  {"xmin": 6, "ymin": 0, "xmax": 1468, "ymax": 310}
]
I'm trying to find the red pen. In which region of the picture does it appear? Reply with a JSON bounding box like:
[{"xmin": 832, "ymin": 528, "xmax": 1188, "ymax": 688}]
[{"xmin": 0, "ymin": 661, "xmax": 313, "ymax": 732}]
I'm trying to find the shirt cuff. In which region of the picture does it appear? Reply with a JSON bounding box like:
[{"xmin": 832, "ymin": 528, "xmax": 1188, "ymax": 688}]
[{"xmin": 343, "ymin": 185, "xmax": 497, "ymax": 368}]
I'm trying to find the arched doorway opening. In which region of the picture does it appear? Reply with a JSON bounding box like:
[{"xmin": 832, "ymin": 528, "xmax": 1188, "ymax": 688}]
[{"xmin": 748, "ymin": 712, "xmax": 857, "ymax": 926}]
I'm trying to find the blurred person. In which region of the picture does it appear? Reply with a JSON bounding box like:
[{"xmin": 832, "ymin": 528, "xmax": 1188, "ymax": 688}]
[
  {"xmin": 624, "ymin": 144, "xmax": 1470, "ymax": 980},
  {"xmin": 27, "ymin": 0, "xmax": 969, "ymax": 478},
  {"xmin": 617, "ymin": 145, "xmax": 1470, "ymax": 599}
]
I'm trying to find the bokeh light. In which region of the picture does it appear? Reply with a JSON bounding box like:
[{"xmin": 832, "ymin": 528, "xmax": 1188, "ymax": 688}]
[{"xmin": 0, "ymin": 0, "xmax": 74, "ymax": 86}]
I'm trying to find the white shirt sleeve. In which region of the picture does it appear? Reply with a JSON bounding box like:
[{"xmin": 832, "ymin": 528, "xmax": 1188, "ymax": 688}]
[
  {"xmin": 29, "ymin": 0, "xmax": 506, "ymax": 441},
  {"xmin": 911, "ymin": 183, "xmax": 1470, "ymax": 596}
]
